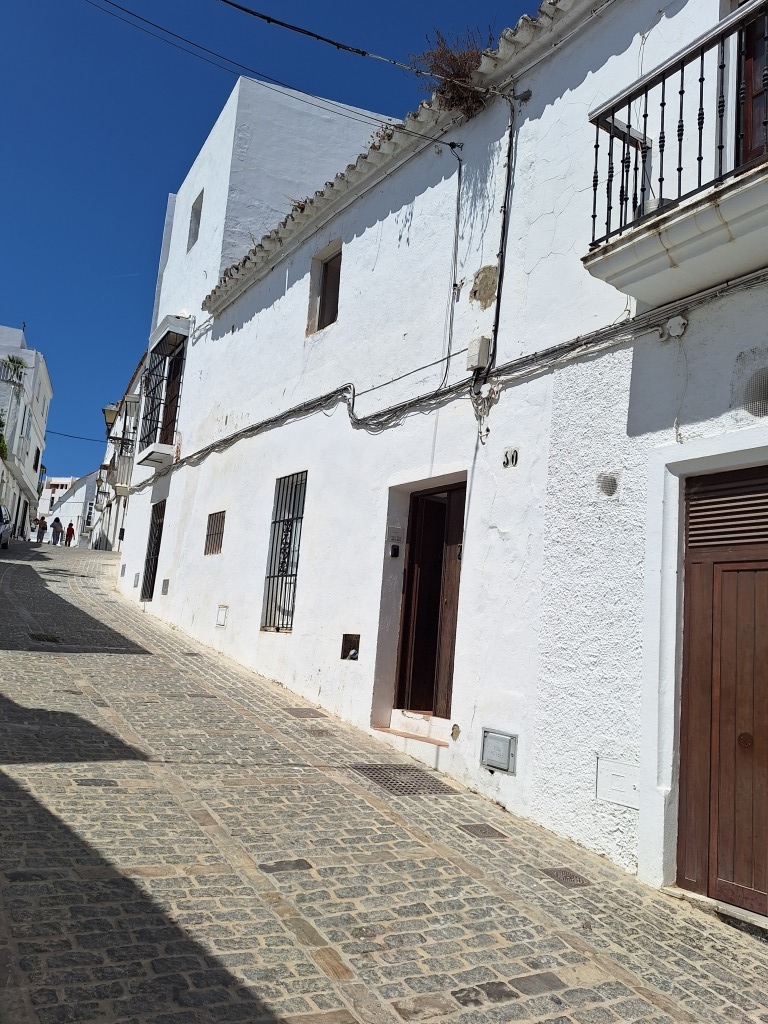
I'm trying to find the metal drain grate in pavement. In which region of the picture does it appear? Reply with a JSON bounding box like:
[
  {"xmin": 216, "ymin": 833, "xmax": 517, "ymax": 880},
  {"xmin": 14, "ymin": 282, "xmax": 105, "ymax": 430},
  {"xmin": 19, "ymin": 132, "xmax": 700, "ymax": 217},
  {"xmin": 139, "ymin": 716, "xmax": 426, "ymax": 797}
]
[
  {"xmin": 457, "ymin": 823, "xmax": 509, "ymax": 839},
  {"xmin": 349, "ymin": 763, "xmax": 458, "ymax": 796},
  {"xmin": 541, "ymin": 867, "xmax": 592, "ymax": 888},
  {"xmin": 29, "ymin": 632, "xmax": 62, "ymax": 644},
  {"xmin": 73, "ymin": 779, "xmax": 119, "ymax": 788},
  {"xmin": 285, "ymin": 708, "xmax": 327, "ymax": 719}
]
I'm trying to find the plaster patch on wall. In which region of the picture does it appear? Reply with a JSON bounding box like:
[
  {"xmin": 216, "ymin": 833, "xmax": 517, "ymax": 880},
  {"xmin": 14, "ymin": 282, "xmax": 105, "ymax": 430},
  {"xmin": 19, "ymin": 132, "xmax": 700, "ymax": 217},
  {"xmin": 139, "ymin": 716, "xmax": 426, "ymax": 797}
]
[{"xmin": 469, "ymin": 265, "xmax": 498, "ymax": 310}]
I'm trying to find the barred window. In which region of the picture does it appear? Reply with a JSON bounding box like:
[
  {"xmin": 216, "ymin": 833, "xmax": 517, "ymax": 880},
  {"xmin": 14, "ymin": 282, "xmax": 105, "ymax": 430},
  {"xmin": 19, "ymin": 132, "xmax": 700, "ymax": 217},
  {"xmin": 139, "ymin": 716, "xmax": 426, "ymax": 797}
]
[
  {"xmin": 139, "ymin": 331, "xmax": 186, "ymax": 451},
  {"xmin": 261, "ymin": 472, "xmax": 307, "ymax": 631},
  {"xmin": 204, "ymin": 510, "xmax": 226, "ymax": 555}
]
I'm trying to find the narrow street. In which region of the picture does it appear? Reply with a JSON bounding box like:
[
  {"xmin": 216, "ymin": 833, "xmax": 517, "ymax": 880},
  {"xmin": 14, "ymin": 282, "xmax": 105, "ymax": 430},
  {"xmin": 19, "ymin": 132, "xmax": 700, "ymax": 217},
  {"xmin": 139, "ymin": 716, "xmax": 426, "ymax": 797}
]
[{"xmin": 1, "ymin": 545, "xmax": 767, "ymax": 1024}]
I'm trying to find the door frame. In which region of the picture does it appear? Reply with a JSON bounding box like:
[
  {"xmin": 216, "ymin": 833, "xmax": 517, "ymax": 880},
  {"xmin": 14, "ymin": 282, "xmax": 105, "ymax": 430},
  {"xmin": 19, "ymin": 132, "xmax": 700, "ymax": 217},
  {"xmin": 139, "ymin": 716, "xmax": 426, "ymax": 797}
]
[
  {"xmin": 638, "ymin": 429, "xmax": 768, "ymax": 892},
  {"xmin": 370, "ymin": 471, "xmax": 468, "ymax": 731},
  {"xmin": 394, "ymin": 481, "xmax": 466, "ymax": 719}
]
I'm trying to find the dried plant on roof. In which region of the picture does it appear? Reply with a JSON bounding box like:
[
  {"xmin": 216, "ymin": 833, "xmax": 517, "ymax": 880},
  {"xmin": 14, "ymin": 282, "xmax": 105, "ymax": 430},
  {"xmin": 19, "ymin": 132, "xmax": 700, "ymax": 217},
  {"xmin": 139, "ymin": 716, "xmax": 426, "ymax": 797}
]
[{"xmin": 411, "ymin": 28, "xmax": 494, "ymax": 120}]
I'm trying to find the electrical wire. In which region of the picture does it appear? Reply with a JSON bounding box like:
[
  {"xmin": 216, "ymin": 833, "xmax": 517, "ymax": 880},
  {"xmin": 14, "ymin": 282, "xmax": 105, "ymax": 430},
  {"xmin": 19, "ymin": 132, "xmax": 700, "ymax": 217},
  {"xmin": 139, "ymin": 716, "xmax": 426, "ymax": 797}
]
[
  {"xmin": 46, "ymin": 429, "xmax": 107, "ymax": 444},
  {"xmin": 215, "ymin": 0, "xmax": 494, "ymax": 96},
  {"xmin": 131, "ymin": 260, "xmax": 768, "ymax": 495},
  {"xmin": 78, "ymin": 0, "xmax": 461, "ymax": 146}
]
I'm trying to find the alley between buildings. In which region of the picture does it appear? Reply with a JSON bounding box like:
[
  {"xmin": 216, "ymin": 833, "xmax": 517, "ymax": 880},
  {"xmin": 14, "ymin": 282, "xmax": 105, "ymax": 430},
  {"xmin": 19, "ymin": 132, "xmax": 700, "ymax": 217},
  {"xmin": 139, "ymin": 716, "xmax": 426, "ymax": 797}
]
[{"xmin": 1, "ymin": 545, "xmax": 767, "ymax": 1024}]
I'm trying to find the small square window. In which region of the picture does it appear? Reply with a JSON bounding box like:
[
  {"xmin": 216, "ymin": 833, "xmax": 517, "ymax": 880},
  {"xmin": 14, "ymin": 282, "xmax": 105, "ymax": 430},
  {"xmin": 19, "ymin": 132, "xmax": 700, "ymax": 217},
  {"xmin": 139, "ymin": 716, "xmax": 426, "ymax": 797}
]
[
  {"xmin": 204, "ymin": 510, "xmax": 226, "ymax": 555},
  {"xmin": 187, "ymin": 190, "xmax": 204, "ymax": 251}
]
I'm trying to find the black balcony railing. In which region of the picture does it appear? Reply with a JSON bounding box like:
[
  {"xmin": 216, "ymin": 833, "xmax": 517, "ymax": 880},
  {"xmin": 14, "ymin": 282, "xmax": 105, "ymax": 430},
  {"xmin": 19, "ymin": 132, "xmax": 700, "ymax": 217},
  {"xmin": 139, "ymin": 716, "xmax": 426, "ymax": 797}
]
[
  {"xmin": 109, "ymin": 429, "xmax": 136, "ymax": 457},
  {"xmin": 590, "ymin": 0, "xmax": 768, "ymax": 247}
]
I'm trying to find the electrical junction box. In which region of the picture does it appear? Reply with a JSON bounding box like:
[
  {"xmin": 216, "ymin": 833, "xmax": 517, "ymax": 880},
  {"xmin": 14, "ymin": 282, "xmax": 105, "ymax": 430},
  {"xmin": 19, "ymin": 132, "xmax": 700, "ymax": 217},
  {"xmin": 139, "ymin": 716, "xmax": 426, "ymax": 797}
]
[
  {"xmin": 467, "ymin": 335, "xmax": 491, "ymax": 371},
  {"xmin": 596, "ymin": 757, "xmax": 640, "ymax": 809},
  {"xmin": 481, "ymin": 728, "xmax": 517, "ymax": 774}
]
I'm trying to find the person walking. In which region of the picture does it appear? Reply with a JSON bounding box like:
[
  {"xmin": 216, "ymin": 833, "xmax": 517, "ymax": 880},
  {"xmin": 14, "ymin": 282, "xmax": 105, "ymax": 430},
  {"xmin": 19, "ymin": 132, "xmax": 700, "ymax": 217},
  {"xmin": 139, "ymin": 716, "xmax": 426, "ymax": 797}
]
[
  {"xmin": 36, "ymin": 517, "xmax": 48, "ymax": 544},
  {"xmin": 65, "ymin": 522, "xmax": 75, "ymax": 547},
  {"xmin": 51, "ymin": 518, "xmax": 64, "ymax": 546}
]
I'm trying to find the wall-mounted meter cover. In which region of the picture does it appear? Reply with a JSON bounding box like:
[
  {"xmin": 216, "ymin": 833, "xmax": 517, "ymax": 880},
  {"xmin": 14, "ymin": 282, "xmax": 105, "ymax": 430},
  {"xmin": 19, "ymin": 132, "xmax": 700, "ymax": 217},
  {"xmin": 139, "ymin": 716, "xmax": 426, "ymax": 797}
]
[{"xmin": 481, "ymin": 729, "xmax": 518, "ymax": 773}]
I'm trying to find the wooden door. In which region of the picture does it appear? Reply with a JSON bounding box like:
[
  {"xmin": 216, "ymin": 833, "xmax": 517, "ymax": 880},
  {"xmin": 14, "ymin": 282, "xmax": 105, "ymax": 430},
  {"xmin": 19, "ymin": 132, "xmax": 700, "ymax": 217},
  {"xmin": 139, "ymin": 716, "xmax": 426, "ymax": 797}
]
[
  {"xmin": 159, "ymin": 346, "xmax": 184, "ymax": 446},
  {"xmin": 678, "ymin": 467, "xmax": 768, "ymax": 914},
  {"xmin": 738, "ymin": 12, "xmax": 768, "ymax": 166},
  {"xmin": 396, "ymin": 483, "xmax": 466, "ymax": 718}
]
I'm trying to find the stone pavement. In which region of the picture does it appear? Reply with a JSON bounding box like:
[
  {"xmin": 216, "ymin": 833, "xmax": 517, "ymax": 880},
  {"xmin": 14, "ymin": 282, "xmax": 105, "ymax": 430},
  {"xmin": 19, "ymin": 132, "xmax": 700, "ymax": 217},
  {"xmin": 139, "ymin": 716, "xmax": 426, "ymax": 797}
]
[{"xmin": 1, "ymin": 546, "xmax": 767, "ymax": 1024}]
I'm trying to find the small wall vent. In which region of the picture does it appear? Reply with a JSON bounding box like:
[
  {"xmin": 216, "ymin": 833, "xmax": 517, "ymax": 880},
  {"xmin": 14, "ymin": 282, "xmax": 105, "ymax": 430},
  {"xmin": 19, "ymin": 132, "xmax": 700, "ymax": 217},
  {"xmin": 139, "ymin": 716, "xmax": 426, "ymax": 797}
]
[
  {"xmin": 161, "ymin": 579, "xmax": 169, "ymax": 596},
  {"xmin": 597, "ymin": 472, "xmax": 620, "ymax": 499},
  {"xmin": 743, "ymin": 367, "xmax": 768, "ymax": 417},
  {"xmin": 120, "ymin": 564, "xmax": 126, "ymax": 578},
  {"xmin": 133, "ymin": 573, "xmax": 140, "ymax": 588},
  {"xmin": 216, "ymin": 604, "xmax": 228, "ymax": 627}
]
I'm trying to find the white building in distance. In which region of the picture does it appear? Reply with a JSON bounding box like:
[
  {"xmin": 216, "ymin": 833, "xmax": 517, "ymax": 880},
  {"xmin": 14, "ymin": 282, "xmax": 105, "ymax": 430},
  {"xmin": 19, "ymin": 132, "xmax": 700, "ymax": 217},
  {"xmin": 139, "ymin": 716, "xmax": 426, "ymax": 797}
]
[
  {"xmin": 117, "ymin": 0, "xmax": 768, "ymax": 922},
  {"xmin": 0, "ymin": 326, "xmax": 52, "ymax": 538}
]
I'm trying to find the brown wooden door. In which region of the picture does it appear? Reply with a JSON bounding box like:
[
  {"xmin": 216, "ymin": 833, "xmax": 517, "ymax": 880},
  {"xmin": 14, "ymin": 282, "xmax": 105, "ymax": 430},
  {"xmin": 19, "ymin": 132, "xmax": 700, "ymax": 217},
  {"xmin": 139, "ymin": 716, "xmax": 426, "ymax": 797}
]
[
  {"xmin": 737, "ymin": 12, "xmax": 768, "ymax": 166},
  {"xmin": 678, "ymin": 467, "xmax": 768, "ymax": 914},
  {"xmin": 396, "ymin": 483, "xmax": 466, "ymax": 718},
  {"xmin": 710, "ymin": 562, "xmax": 768, "ymax": 912},
  {"xmin": 159, "ymin": 346, "xmax": 184, "ymax": 446}
]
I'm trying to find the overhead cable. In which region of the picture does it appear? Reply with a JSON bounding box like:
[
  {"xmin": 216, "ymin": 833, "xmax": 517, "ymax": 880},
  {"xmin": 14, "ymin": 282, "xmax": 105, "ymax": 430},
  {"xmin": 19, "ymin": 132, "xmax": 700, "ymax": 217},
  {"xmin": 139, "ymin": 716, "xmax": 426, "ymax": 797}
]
[
  {"xmin": 46, "ymin": 429, "xmax": 107, "ymax": 443},
  {"xmin": 79, "ymin": 0, "xmax": 460, "ymax": 145},
  {"xmin": 215, "ymin": 0, "xmax": 494, "ymax": 96}
]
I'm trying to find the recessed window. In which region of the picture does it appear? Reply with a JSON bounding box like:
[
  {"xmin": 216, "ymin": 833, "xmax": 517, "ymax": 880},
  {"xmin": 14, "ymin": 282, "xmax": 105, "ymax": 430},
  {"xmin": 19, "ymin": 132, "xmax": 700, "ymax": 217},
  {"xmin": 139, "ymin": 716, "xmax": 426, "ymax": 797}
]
[
  {"xmin": 33, "ymin": 448, "xmax": 40, "ymax": 472},
  {"xmin": 187, "ymin": 190, "xmax": 204, "ymax": 251},
  {"xmin": 262, "ymin": 472, "xmax": 307, "ymax": 631},
  {"xmin": 204, "ymin": 510, "xmax": 226, "ymax": 555},
  {"xmin": 307, "ymin": 242, "xmax": 342, "ymax": 334},
  {"xmin": 139, "ymin": 331, "xmax": 186, "ymax": 450}
]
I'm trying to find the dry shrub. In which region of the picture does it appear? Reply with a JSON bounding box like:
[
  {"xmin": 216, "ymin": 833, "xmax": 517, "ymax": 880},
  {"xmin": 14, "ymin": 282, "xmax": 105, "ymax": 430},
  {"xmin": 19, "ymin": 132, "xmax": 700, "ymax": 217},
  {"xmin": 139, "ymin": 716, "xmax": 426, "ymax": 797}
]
[{"xmin": 411, "ymin": 28, "xmax": 494, "ymax": 119}]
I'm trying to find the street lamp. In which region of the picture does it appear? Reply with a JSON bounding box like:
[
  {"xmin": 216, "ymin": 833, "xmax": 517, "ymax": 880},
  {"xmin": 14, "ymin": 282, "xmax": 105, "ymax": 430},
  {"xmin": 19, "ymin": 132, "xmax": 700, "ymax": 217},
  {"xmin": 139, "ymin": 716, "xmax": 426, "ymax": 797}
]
[{"xmin": 102, "ymin": 403, "xmax": 119, "ymax": 436}]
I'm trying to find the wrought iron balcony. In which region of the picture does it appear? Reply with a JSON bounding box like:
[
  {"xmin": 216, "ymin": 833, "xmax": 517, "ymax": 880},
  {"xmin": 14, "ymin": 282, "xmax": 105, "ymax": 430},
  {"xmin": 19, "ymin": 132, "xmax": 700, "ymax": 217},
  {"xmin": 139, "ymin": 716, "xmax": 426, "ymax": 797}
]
[{"xmin": 589, "ymin": 0, "xmax": 767, "ymax": 248}]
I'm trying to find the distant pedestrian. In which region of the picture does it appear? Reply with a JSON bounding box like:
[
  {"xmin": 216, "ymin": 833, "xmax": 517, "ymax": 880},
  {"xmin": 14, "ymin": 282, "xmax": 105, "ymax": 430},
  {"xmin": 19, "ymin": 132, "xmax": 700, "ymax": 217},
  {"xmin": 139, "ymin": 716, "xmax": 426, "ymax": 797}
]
[
  {"xmin": 51, "ymin": 518, "xmax": 64, "ymax": 546},
  {"xmin": 36, "ymin": 517, "xmax": 48, "ymax": 544},
  {"xmin": 65, "ymin": 522, "xmax": 75, "ymax": 547}
]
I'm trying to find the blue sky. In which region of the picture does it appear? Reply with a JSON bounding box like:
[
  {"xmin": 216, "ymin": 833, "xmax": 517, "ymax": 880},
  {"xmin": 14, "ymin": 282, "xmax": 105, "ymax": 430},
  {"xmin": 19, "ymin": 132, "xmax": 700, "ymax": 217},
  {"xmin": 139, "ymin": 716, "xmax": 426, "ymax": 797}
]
[{"xmin": 1, "ymin": 0, "xmax": 535, "ymax": 477}]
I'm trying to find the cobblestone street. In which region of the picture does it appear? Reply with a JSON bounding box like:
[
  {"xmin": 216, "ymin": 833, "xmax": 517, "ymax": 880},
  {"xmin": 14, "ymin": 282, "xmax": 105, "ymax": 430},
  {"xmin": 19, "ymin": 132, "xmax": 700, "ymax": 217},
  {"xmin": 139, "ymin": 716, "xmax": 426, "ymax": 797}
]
[{"xmin": 2, "ymin": 545, "xmax": 768, "ymax": 1024}]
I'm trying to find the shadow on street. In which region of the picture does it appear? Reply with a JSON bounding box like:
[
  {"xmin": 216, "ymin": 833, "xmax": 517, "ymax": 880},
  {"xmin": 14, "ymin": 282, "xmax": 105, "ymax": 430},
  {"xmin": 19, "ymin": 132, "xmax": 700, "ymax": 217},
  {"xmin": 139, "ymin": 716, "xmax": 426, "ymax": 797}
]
[
  {"xmin": 0, "ymin": 550, "xmax": 148, "ymax": 654},
  {"xmin": 0, "ymin": 698, "xmax": 282, "ymax": 1022}
]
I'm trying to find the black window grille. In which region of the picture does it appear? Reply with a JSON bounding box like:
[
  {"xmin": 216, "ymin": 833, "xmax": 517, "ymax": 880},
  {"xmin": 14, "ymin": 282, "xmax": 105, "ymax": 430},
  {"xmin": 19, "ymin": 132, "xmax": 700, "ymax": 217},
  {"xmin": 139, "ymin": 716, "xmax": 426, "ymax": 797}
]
[
  {"xmin": 204, "ymin": 510, "xmax": 226, "ymax": 555},
  {"xmin": 262, "ymin": 472, "xmax": 307, "ymax": 631},
  {"xmin": 139, "ymin": 333, "xmax": 186, "ymax": 451}
]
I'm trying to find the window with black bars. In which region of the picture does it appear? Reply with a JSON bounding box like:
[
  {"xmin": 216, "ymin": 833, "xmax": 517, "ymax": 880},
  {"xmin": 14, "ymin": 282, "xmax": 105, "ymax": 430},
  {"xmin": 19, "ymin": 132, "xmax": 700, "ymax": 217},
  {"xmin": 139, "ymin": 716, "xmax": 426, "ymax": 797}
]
[
  {"xmin": 261, "ymin": 472, "xmax": 307, "ymax": 631},
  {"xmin": 139, "ymin": 332, "xmax": 186, "ymax": 451},
  {"xmin": 204, "ymin": 511, "xmax": 226, "ymax": 555}
]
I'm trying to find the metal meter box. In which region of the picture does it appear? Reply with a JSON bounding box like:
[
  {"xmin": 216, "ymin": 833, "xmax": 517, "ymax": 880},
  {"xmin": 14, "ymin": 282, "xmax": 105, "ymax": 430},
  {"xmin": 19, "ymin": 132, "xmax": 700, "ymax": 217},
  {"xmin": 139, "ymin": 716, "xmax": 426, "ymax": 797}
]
[{"xmin": 481, "ymin": 729, "xmax": 518, "ymax": 773}]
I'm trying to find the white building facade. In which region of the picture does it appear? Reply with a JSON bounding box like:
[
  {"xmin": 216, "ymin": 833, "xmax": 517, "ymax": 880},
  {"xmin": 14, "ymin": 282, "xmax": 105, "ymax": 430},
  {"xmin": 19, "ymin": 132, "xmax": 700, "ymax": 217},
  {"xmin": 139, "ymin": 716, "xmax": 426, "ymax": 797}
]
[
  {"xmin": 0, "ymin": 326, "xmax": 52, "ymax": 539},
  {"xmin": 118, "ymin": 0, "xmax": 768, "ymax": 921},
  {"xmin": 48, "ymin": 472, "xmax": 99, "ymax": 547}
]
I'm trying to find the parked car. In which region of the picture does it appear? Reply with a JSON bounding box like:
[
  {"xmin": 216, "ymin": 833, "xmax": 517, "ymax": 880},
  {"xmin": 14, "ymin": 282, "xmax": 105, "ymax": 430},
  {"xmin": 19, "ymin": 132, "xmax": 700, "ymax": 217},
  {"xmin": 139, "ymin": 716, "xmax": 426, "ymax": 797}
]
[{"xmin": 0, "ymin": 504, "xmax": 11, "ymax": 549}]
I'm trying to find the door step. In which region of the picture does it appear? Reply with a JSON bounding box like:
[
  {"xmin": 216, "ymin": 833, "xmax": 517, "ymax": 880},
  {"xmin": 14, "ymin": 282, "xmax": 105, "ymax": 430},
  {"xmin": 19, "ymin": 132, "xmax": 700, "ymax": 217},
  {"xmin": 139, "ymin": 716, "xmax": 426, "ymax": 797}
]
[
  {"xmin": 663, "ymin": 884, "xmax": 768, "ymax": 934},
  {"xmin": 373, "ymin": 727, "xmax": 449, "ymax": 749}
]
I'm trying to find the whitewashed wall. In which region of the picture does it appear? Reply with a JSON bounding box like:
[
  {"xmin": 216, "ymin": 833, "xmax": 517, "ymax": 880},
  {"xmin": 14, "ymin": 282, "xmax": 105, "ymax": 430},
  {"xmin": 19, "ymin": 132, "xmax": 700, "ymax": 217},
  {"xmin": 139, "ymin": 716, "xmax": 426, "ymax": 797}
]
[{"xmin": 118, "ymin": 0, "xmax": 768, "ymax": 879}]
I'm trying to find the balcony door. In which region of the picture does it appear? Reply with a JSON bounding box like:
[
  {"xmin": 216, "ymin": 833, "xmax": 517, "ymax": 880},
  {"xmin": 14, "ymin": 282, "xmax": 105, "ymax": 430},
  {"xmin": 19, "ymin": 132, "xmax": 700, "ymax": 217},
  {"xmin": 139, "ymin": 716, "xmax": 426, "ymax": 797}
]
[{"xmin": 737, "ymin": 10, "xmax": 768, "ymax": 165}]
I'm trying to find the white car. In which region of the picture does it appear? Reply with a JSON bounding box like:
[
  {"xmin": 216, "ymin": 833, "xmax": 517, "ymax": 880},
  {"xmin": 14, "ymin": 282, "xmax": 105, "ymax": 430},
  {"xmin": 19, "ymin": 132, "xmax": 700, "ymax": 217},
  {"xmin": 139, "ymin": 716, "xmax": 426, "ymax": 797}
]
[{"xmin": 0, "ymin": 504, "xmax": 11, "ymax": 549}]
